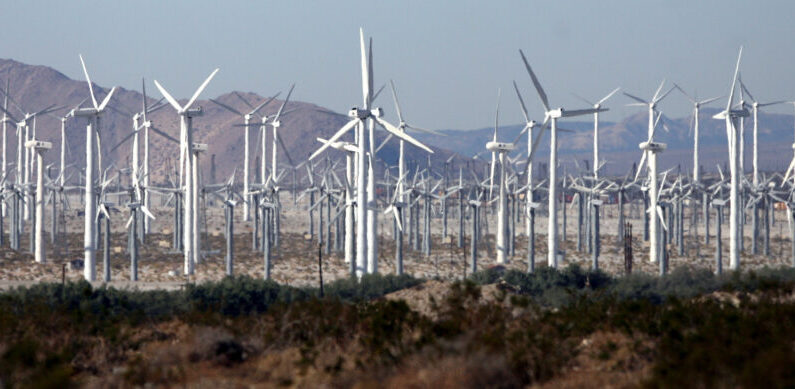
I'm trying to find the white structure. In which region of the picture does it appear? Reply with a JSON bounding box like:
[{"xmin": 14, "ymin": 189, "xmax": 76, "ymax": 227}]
[
  {"xmin": 673, "ymin": 85, "xmax": 720, "ymax": 184},
  {"xmin": 713, "ymin": 48, "xmax": 748, "ymax": 271},
  {"xmin": 624, "ymin": 81, "xmax": 675, "ymax": 262},
  {"xmin": 27, "ymin": 139, "xmax": 51, "ymax": 263},
  {"xmin": 74, "ymin": 54, "xmax": 117, "ymax": 281},
  {"xmin": 155, "ymin": 68, "xmax": 219, "ymax": 274},
  {"xmin": 519, "ymin": 50, "xmax": 604, "ymax": 268},
  {"xmin": 737, "ymin": 79, "xmax": 786, "ymax": 187},
  {"xmin": 210, "ymin": 92, "xmax": 279, "ymax": 221},
  {"xmin": 310, "ymin": 28, "xmax": 431, "ymax": 277},
  {"xmin": 574, "ymin": 87, "xmax": 620, "ymax": 179}
]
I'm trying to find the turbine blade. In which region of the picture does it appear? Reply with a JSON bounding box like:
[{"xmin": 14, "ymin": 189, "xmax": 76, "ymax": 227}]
[
  {"xmin": 623, "ymin": 92, "xmax": 648, "ymax": 105},
  {"xmin": 726, "ymin": 47, "xmax": 743, "ymax": 112},
  {"xmin": 759, "ymin": 100, "xmax": 787, "ymax": 108},
  {"xmin": 561, "ymin": 108, "xmax": 606, "ymax": 118},
  {"xmin": 699, "ymin": 95, "xmax": 722, "ymax": 106},
  {"xmin": 79, "ymin": 54, "xmax": 98, "ymax": 109},
  {"xmin": 657, "ymin": 206, "xmax": 668, "ymax": 231},
  {"xmin": 98, "ymin": 87, "xmax": 117, "ymax": 111},
  {"xmin": 651, "ymin": 79, "xmax": 665, "ymax": 102},
  {"xmin": 153, "ymin": 80, "xmax": 183, "ymax": 112},
  {"xmin": 512, "ymin": 80, "xmax": 530, "ymax": 123},
  {"xmin": 375, "ymin": 133, "xmax": 394, "ymax": 154},
  {"xmin": 141, "ymin": 205, "xmax": 156, "ymax": 220},
  {"xmin": 273, "ymin": 83, "xmax": 295, "ymax": 121},
  {"xmin": 108, "ymin": 131, "xmax": 136, "ymax": 153},
  {"xmin": 597, "ymin": 87, "xmax": 621, "ymax": 105},
  {"xmin": 232, "ymin": 91, "xmax": 255, "ymax": 110},
  {"xmin": 634, "ymin": 151, "xmax": 647, "ymax": 183},
  {"xmin": 210, "ymin": 98, "xmax": 243, "ymax": 116},
  {"xmin": 512, "ymin": 124, "xmax": 531, "ymax": 145},
  {"xmin": 360, "ymin": 28, "xmax": 370, "ymax": 106},
  {"xmin": 276, "ymin": 131, "xmax": 294, "ymax": 167},
  {"xmin": 673, "ymin": 83, "xmax": 696, "ymax": 104},
  {"xmin": 185, "ymin": 68, "xmax": 220, "ymax": 110},
  {"xmin": 309, "ymin": 118, "xmax": 359, "ymax": 160},
  {"xmin": 372, "ymin": 84, "xmax": 386, "ymax": 103},
  {"xmin": 519, "ymin": 49, "xmax": 550, "ymax": 112},
  {"xmin": 150, "ymin": 126, "xmax": 180, "ymax": 144},
  {"xmin": 489, "ymin": 151, "xmax": 496, "ymax": 199},
  {"xmin": 654, "ymin": 86, "xmax": 676, "ymax": 104},
  {"xmin": 375, "ymin": 117, "xmax": 433, "ymax": 153},
  {"xmin": 739, "ymin": 77, "xmax": 756, "ymax": 103},
  {"xmin": 405, "ymin": 124, "xmax": 444, "ymax": 136},
  {"xmin": 249, "ymin": 91, "xmax": 280, "ymax": 117},
  {"xmin": 389, "ymin": 79, "xmax": 404, "ymax": 123}
]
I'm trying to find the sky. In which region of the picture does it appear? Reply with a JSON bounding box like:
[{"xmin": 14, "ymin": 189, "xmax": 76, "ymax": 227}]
[{"xmin": 3, "ymin": 0, "xmax": 795, "ymax": 130}]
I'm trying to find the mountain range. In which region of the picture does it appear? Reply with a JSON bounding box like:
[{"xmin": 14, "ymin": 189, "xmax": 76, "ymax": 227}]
[{"xmin": 0, "ymin": 57, "xmax": 792, "ymax": 187}]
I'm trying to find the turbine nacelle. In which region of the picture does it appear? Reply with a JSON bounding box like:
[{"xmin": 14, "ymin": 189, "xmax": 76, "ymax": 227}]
[
  {"xmin": 546, "ymin": 108, "xmax": 563, "ymax": 119},
  {"xmin": 639, "ymin": 141, "xmax": 667, "ymax": 152},
  {"xmin": 192, "ymin": 143, "xmax": 208, "ymax": 153},
  {"xmin": 184, "ymin": 107, "xmax": 203, "ymax": 117},
  {"xmin": 25, "ymin": 140, "xmax": 52, "ymax": 151},
  {"xmin": 73, "ymin": 107, "xmax": 101, "ymax": 117},
  {"xmin": 486, "ymin": 141, "xmax": 515, "ymax": 152}
]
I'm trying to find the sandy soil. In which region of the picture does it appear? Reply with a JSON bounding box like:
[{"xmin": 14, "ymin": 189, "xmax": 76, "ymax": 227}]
[{"xmin": 1, "ymin": 191, "xmax": 792, "ymax": 287}]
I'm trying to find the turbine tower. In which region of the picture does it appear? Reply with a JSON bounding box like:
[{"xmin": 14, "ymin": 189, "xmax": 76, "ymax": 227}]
[
  {"xmin": 73, "ymin": 54, "xmax": 117, "ymax": 282},
  {"xmin": 485, "ymin": 90, "xmax": 514, "ymax": 264},
  {"xmin": 712, "ymin": 48, "xmax": 748, "ymax": 271}
]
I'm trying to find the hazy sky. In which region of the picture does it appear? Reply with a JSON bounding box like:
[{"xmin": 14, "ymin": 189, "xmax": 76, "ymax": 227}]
[{"xmin": 3, "ymin": 0, "xmax": 795, "ymax": 130}]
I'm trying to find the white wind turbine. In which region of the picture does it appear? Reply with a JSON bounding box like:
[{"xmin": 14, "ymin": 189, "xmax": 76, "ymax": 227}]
[
  {"xmin": 632, "ymin": 109, "xmax": 668, "ymax": 265},
  {"xmin": 386, "ymin": 80, "xmax": 443, "ymax": 209},
  {"xmin": 210, "ymin": 91, "xmax": 279, "ymax": 221},
  {"xmin": 519, "ymin": 50, "xmax": 605, "ymax": 268},
  {"xmin": 485, "ymin": 89, "xmax": 515, "ymax": 264},
  {"xmin": 155, "ymin": 68, "xmax": 219, "ymax": 275},
  {"xmin": 712, "ymin": 48, "xmax": 748, "ymax": 271},
  {"xmin": 573, "ymin": 87, "xmax": 620, "ymax": 179},
  {"xmin": 269, "ymin": 84, "xmax": 295, "ymax": 186},
  {"xmin": 624, "ymin": 80, "xmax": 675, "ymax": 262},
  {"xmin": 737, "ymin": 78, "xmax": 786, "ymax": 187},
  {"xmin": 673, "ymin": 84, "xmax": 720, "ymax": 184},
  {"xmin": 310, "ymin": 28, "xmax": 432, "ymax": 276},
  {"xmin": 72, "ymin": 54, "xmax": 117, "ymax": 281}
]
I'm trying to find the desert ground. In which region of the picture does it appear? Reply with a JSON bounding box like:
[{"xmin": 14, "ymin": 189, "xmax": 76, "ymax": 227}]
[{"xmin": 0, "ymin": 191, "xmax": 792, "ymax": 288}]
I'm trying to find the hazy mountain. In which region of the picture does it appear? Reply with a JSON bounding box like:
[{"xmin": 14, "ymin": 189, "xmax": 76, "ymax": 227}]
[
  {"xmin": 0, "ymin": 56, "xmax": 792, "ymax": 186},
  {"xmin": 0, "ymin": 58, "xmax": 463, "ymax": 186},
  {"xmin": 413, "ymin": 107, "xmax": 795, "ymax": 175}
]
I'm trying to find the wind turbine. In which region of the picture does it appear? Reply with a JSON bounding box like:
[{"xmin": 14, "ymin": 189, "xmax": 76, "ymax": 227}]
[
  {"xmin": 309, "ymin": 28, "xmax": 432, "ymax": 277},
  {"xmin": 154, "ymin": 68, "xmax": 219, "ymax": 275},
  {"xmin": 712, "ymin": 48, "xmax": 748, "ymax": 271},
  {"xmin": 72, "ymin": 54, "xmax": 117, "ymax": 282},
  {"xmin": 736, "ymin": 78, "xmax": 786, "ymax": 187},
  {"xmin": 673, "ymin": 85, "xmax": 720, "ymax": 184},
  {"xmin": 624, "ymin": 80, "xmax": 675, "ymax": 263},
  {"xmin": 210, "ymin": 91, "xmax": 279, "ymax": 221},
  {"xmin": 573, "ymin": 87, "xmax": 620, "ymax": 179},
  {"xmin": 485, "ymin": 89, "xmax": 515, "ymax": 264},
  {"xmin": 518, "ymin": 49, "xmax": 605, "ymax": 268}
]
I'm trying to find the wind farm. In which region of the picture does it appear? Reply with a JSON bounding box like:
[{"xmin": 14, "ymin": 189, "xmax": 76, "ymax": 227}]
[{"xmin": 3, "ymin": 2, "xmax": 795, "ymax": 387}]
